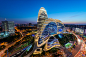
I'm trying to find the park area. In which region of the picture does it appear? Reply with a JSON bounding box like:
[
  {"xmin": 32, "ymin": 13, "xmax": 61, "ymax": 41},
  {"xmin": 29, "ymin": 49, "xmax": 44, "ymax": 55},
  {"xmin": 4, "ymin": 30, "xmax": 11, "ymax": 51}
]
[{"xmin": 54, "ymin": 33, "xmax": 77, "ymax": 47}]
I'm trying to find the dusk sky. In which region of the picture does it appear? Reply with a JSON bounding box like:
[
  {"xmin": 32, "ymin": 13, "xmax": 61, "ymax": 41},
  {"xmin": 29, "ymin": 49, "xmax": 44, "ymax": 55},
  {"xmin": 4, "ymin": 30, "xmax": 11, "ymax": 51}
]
[{"xmin": 0, "ymin": 0, "xmax": 86, "ymax": 24}]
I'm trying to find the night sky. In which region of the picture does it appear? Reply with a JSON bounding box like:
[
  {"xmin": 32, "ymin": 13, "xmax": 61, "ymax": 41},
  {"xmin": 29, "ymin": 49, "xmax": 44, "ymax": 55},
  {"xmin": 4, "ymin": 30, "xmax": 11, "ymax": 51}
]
[{"xmin": 0, "ymin": 0, "xmax": 86, "ymax": 24}]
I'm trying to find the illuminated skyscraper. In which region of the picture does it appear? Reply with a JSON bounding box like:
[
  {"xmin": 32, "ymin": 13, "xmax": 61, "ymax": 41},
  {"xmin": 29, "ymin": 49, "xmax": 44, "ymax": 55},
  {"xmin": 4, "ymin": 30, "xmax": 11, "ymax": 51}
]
[
  {"xmin": 2, "ymin": 20, "xmax": 8, "ymax": 34},
  {"xmin": 36, "ymin": 7, "xmax": 65, "ymax": 49},
  {"xmin": 8, "ymin": 21, "xmax": 15, "ymax": 34},
  {"xmin": 37, "ymin": 7, "xmax": 48, "ymax": 38},
  {"xmin": 33, "ymin": 7, "xmax": 65, "ymax": 55},
  {"xmin": 2, "ymin": 20, "xmax": 15, "ymax": 34}
]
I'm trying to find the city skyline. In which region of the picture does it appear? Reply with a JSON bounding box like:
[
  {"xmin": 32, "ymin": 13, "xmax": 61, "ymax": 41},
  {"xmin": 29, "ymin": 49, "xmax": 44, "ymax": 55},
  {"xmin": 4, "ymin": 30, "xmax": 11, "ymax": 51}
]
[
  {"xmin": 0, "ymin": 2, "xmax": 86, "ymax": 57},
  {"xmin": 0, "ymin": 0, "xmax": 86, "ymax": 24}
]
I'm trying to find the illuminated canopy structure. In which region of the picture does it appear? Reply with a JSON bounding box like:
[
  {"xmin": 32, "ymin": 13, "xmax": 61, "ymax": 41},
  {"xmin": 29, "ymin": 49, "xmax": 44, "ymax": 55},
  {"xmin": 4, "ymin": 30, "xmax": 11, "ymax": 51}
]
[{"xmin": 36, "ymin": 7, "xmax": 65, "ymax": 51}]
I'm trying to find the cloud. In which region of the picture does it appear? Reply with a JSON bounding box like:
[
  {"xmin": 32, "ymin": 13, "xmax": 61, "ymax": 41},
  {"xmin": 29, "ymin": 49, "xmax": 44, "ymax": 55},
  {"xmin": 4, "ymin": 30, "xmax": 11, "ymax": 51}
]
[
  {"xmin": 69, "ymin": 13, "xmax": 86, "ymax": 18},
  {"xmin": 69, "ymin": 15, "xmax": 80, "ymax": 18}
]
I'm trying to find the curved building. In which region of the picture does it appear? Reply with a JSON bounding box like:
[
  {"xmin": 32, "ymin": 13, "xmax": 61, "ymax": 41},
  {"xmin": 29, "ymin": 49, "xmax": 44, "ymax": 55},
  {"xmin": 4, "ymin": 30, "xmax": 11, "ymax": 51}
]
[
  {"xmin": 44, "ymin": 36, "xmax": 60, "ymax": 51},
  {"xmin": 37, "ymin": 18, "xmax": 64, "ymax": 47},
  {"xmin": 37, "ymin": 7, "xmax": 48, "ymax": 38},
  {"xmin": 37, "ymin": 7, "xmax": 65, "ymax": 50}
]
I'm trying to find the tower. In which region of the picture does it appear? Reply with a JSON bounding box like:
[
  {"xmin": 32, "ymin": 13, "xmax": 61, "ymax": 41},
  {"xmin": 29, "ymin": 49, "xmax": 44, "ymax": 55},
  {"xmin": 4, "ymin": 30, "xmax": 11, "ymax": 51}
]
[
  {"xmin": 37, "ymin": 7, "xmax": 48, "ymax": 38},
  {"xmin": 37, "ymin": 7, "xmax": 65, "ymax": 48},
  {"xmin": 2, "ymin": 19, "xmax": 8, "ymax": 34},
  {"xmin": 2, "ymin": 19, "xmax": 15, "ymax": 34}
]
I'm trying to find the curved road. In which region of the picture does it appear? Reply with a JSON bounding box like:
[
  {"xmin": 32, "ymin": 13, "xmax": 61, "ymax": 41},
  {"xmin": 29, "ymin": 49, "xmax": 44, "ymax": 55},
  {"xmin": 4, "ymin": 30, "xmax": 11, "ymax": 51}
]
[{"xmin": 67, "ymin": 30, "xmax": 83, "ymax": 57}]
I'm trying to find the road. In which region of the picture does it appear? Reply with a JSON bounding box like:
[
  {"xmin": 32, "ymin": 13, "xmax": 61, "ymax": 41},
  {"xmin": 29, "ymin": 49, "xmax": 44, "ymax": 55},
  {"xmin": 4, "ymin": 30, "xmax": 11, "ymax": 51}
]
[
  {"xmin": 65, "ymin": 30, "xmax": 83, "ymax": 57},
  {"xmin": 1, "ymin": 29, "xmax": 83, "ymax": 57},
  {"xmin": 67, "ymin": 29, "xmax": 85, "ymax": 57},
  {"xmin": 0, "ymin": 27, "xmax": 24, "ymax": 57},
  {"xmin": 0, "ymin": 28, "xmax": 36, "ymax": 57},
  {"xmin": 71, "ymin": 31, "xmax": 86, "ymax": 57},
  {"xmin": 70, "ymin": 32, "xmax": 82, "ymax": 57},
  {"xmin": 0, "ymin": 34, "xmax": 25, "ymax": 56},
  {"xmin": 70, "ymin": 43, "xmax": 82, "ymax": 57},
  {"xmin": 9, "ymin": 44, "xmax": 32, "ymax": 57},
  {"xmin": 74, "ymin": 41, "xmax": 86, "ymax": 57},
  {"xmin": 10, "ymin": 50, "xmax": 25, "ymax": 57}
]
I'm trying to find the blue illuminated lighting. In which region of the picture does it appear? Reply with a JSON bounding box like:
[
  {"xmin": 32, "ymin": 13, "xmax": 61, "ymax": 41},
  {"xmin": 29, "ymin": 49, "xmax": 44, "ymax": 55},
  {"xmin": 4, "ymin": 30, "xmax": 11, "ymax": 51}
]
[
  {"xmin": 42, "ymin": 22, "xmax": 57, "ymax": 36},
  {"xmin": 58, "ymin": 34, "xmax": 63, "ymax": 38},
  {"xmin": 59, "ymin": 29, "xmax": 62, "ymax": 32},
  {"xmin": 51, "ymin": 33, "xmax": 54, "ymax": 35},
  {"xmin": 6, "ymin": 33, "xmax": 8, "ymax": 35},
  {"xmin": 44, "ymin": 35, "xmax": 48, "ymax": 38},
  {"xmin": 32, "ymin": 34, "xmax": 35, "ymax": 37},
  {"xmin": 23, "ymin": 48, "xmax": 26, "ymax": 50}
]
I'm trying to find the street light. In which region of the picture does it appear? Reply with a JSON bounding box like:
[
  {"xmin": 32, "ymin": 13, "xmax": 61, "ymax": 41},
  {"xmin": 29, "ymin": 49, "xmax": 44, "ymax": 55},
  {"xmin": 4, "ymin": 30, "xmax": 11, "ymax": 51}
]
[
  {"xmin": 78, "ymin": 39, "xmax": 81, "ymax": 42},
  {"xmin": 77, "ymin": 38, "xmax": 81, "ymax": 45}
]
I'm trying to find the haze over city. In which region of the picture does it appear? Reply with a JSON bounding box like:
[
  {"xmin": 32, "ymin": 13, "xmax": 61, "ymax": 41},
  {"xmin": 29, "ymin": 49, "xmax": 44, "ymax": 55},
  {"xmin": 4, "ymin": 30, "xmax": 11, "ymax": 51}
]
[{"xmin": 0, "ymin": 0, "xmax": 86, "ymax": 24}]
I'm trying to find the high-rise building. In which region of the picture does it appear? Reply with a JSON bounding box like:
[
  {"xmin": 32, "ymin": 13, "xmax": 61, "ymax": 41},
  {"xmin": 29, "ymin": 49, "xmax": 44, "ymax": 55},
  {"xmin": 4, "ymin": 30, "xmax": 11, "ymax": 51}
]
[
  {"xmin": 37, "ymin": 7, "xmax": 48, "ymax": 38},
  {"xmin": 36, "ymin": 7, "xmax": 65, "ymax": 50},
  {"xmin": 8, "ymin": 21, "xmax": 15, "ymax": 34},
  {"xmin": 2, "ymin": 20, "xmax": 8, "ymax": 34},
  {"xmin": 2, "ymin": 20, "xmax": 15, "ymax": 34}
]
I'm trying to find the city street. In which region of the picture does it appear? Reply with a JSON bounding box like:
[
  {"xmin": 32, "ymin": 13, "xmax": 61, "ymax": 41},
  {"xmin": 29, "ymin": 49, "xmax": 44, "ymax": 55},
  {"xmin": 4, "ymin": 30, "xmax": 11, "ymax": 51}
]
[
  {"xmin": 67, "ymin": 30, "xmax": 83, "ymax": 57},
  {"xmin": 70, "ymin": 43, "xmax": 82, "ymax": 57},
  {"xmin": 74, "ymin": 41, "xmax": 86, "ymax": 57},
  {"xmin": 0, "ymin": 1, "xmax": 86, "ymax": 57},
  {"xmin": 0, "ymin": 27, "xmax": 25, "ymax": 57}
]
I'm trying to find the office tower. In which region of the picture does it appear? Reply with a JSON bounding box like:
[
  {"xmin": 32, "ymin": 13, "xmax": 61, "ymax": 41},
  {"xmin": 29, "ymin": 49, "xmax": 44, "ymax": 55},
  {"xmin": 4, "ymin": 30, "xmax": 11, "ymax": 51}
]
[
  {"xmin": 8, "ymin": 21, "xmax": 15, "ymax": 34},
  {"xmin": 37, "ymin": 7, "xmax": 48, "ymax": 38},
  {"xmin": 2, "ymin": 20, "xmax": 8, "ymax": 34},
  {"xmin": 36, "ymin": 7, "xmax": 65, "ymax": 50},
  {"xmin": 2, "ymin": 20, "xmax": 15, "ymax": 34}
]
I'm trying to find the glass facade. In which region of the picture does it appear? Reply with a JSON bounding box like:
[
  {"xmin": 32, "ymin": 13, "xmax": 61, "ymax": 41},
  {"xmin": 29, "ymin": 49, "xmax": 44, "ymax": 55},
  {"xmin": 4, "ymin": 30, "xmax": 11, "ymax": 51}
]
[
  {"xmin": 2, "ymin": 21, "xmax": 15, "ymax": 34},
  {"xmin": 57, "ymin": 23, "xmax": 64, "ymax": 32},
  {"xmin": 38, "ymin": 22, "xmax": 57, "ymax": 44},
  {"xmin": 37, "ymin": 7, "xmax": 65, "ymax": 47},
  {"xmin": 8, "ymin": 21, "xmax": 15, "ymax": 33},
  {"xmin": 37, "ymin": 7, "xmax": 48, "ymax": 37},
  {"xmin": 42, "ymin": 22, "xmax": 57, "ymax": 36},
  {"xmin": 38, "ymin": 22, "xmax": 64, "ymax": 45}
]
